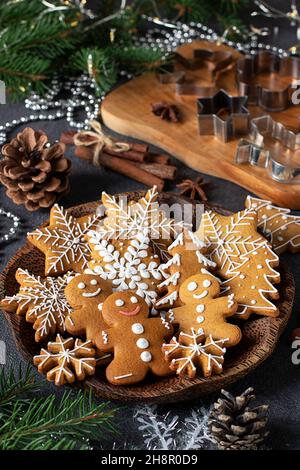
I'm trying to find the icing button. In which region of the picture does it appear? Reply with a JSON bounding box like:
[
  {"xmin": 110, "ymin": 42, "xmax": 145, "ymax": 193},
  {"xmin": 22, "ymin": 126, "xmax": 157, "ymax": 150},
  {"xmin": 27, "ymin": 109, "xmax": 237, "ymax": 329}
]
[
  {"xmin": 197, "ymin": 315, "xmax": 205, "ymax": 324},
  {"xmin": 98, "ymin": 303, "xmax": 103, "ymax": 311},
  {"xmin": 132, "ymin": 323, "xmax": 144, "ymax": 334},
  {"xmin": 136, "ymin": 338, "xmax": 149, "ymax": 349},
  {"xmin": 196, "ymin": 304, "xmax": 205, "ymax": 313},
  {"xmin": 140, "ymin": 351, "xmax": 152, "ymax": 362}
]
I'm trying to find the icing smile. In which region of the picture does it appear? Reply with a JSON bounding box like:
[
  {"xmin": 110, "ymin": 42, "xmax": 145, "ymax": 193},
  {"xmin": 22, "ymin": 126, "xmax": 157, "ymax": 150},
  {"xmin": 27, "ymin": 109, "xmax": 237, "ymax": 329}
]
[
  {"xmin": 119, "ymin": 306, "xmax": 141, "ymax": 316},
  {"xmin": 82, "ymin": 287, "xmax": 102, "ymax": 298},
  {"xmin": 193, "ymin": 290, "xmax": 208, "ymax": 299}
]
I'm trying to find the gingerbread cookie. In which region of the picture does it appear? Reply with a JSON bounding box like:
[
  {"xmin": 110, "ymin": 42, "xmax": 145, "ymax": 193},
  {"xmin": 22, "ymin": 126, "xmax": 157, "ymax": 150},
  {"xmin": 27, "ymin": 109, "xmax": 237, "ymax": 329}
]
[
  {"xmin": 169, "ymin": 272, "xmax": 241, "ymax": 347},
  {"xmin": 162, "ymin": 328, "xmax": 227, "ymax": 379},
  {"xmin": 197, "ymin": 208, "xmax": 280, "ymax": 319},
  {"xmin": 65, "ymin": 273, "xmax": 112, "ymax": 349},
  {"xmin": 86, "ymin": 230, "xmax": 164, "ymax": 306},
  {"xmin": 27, "ymin": 204, "xmax": 102, "ymax": 275},
  {"xmin": 245, "ymin": 196, "xmax": 300, "ymax": 254},
  {"xmin": 96, "ymin": 291, "xmax": 173, "ymax": 385},
  {"xmin": 0, "ymin": 268, "xmax": 72, "ymax": 342},
  {"xmin": 155, "ymin": 230, "xmax": 215, "ymax": 309},
  {"xmin": 33, "ymin": 334, "xmax": 96, "ymax": 386}
]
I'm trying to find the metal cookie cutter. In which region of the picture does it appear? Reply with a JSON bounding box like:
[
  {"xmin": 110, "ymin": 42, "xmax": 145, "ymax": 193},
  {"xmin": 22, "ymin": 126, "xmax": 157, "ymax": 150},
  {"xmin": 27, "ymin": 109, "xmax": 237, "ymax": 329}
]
[
  {"xmin": 235, "ymin": 115, "xmax": 300, "ymax": 184},
  {"xmin": 236, "ymin": 50, "xmax": 300, "ymax": 112},
  {"xmin": 197, "ymin": 89, "xmax": 250, "ymax": 142},
  {"xmin": 156, "ymin": 49, "xmax": 234, "ymax": 96}
]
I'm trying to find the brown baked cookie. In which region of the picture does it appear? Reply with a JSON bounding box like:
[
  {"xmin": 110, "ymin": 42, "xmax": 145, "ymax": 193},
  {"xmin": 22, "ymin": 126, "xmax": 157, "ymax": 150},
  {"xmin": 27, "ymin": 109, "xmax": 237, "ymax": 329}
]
[
  {"xmin": 170, "ymin": 272, "xmax": 241, "ymax": 347},
  {"xmin": 96, "ymin": 291, "xmax": 173, "ymax": 385},
  {"xmin": 0, "ymin": 268, "xmax": 72, "ymax": 342},
  {"xmin": 85, "ymin": 230, "xmax": 164, "ymax": 307},
  {"xmin": 155, "ymin": 230, "xmax": 216, "ymax": 309},
  {"xmin": 197, "ymin": 208, "xmax": 280, "ymax": 319},
  {"xmin": 162, "ymin": 328, "xmax": 227, "ymax": 379},
  {"xmin": 64, "ymin": 273, "xmax": 112, "ymax": 352},
  {"xmin": 27, "ymin": 204, "xmax": 102, "ymax": 275},
  {"xmin": 245, "ymin": 195, "xmax": 300, "ymax": 254},
  {"xmin": 33, "ymin": 334, "xmax": 96, "ymax": 386}
]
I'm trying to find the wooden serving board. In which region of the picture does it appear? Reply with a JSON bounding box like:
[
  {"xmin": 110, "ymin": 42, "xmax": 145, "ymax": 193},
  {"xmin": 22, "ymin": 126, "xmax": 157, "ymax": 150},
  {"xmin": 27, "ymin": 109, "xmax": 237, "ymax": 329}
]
[
  {"xmin": 101, "ymin": 40, "xmax": 300, "ymax": 209},
  {"xmin": 0, "ymin": 193, "xmax": 295, "ymax": 403}
]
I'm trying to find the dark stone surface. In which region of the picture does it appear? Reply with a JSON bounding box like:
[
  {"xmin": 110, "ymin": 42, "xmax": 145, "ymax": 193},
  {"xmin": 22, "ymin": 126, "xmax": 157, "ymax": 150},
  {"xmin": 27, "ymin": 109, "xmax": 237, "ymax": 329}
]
[{"xmin": 1, "ymin": 4, "xmax": 300, "ymax": 449}]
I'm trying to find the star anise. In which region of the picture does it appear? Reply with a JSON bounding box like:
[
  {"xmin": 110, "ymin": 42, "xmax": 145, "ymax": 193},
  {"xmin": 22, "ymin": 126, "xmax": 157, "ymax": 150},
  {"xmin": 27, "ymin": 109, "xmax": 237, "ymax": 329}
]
[
  {"xmin": 151, "ymin": 102, "xmax": 180, "ymax": 122},
  {"xmin": 176, "ymin": 176, "xmax": 210, "ymax": 201}
]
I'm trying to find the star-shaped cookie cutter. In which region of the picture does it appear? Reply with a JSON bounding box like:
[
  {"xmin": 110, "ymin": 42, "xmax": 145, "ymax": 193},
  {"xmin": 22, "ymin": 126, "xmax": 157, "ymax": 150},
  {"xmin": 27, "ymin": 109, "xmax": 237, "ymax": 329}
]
[
  {"xmin": 157, "ymin": 49, "xmax": 234, "ymax": 96},
  {"xmin": 236, "ymin": 50, "xmax": 300, "ymax": 112},
  {"xmin": 197, "ymin": 89, "xmax": 250, "ymax": 142},
  {"xmin": 235, "ymin": 115, "xmax": 300, "ymax": 184}
]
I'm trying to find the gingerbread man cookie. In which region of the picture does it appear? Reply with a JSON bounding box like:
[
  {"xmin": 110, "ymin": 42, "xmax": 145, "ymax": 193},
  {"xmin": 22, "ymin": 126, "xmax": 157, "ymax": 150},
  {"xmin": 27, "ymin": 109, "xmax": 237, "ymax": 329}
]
[
  {"xmin": 96, "ymin": 291, "xmax": 173, "ymax": 385},
  {"xmin": 170, "ymin": 272, "xmax": 241, "ymax": 347},
  {"xmin": 156, "ymin": 230, "xmax": 215, "ymax": 309},
  {"xmin": 245, "ymin": 196, "xmax": 300, "ymax": 254},
  {"xmin": 27, "ymin": 204, "xmax": 102, "ymax": 275},
  {"xmin": 197, "ymin": 208, "xmax": 280, "ymax": 319},
  {"xmin": 64, "ymin": 274, "xmax": 112, "ymax": 350}
]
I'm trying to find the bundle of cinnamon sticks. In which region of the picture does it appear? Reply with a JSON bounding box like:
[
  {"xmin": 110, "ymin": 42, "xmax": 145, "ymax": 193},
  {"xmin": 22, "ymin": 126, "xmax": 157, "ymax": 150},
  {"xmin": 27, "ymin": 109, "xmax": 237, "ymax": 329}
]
[{"xmin": 60, "ymin": 130, "xmax": 177, "ymax": 191}]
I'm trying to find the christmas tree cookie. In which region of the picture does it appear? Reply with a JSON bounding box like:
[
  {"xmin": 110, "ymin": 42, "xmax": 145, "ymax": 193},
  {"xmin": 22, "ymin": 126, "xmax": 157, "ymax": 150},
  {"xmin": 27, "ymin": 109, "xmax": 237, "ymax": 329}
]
[
  {"xmin": 197, "ymin": 208, "xmax": 280, "ymax": 319},
  {"xmin": 245, "ymin": 196, "xmax": 300, "ymax": 254}
]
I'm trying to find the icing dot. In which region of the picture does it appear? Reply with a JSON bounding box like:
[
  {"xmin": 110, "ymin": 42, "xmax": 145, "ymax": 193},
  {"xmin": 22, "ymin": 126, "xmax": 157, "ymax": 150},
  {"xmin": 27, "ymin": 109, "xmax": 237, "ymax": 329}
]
[
  {"xmin": 196, "ymin": 304, "xmax": 205, "ymax": 313},
  {"xmin": 140, "ymin": 351, "xmax": 152, "ymax": 362},
  {"xmin": 136, "ymin": 338, "xmax": 149, "ymax": 349},
  {"xmin": 266, "ymin": 205, "xmax": 272, "ymax": 210},
  {"xmin": 197, "ymin": 315, "xmax": 205, "ymax": 324},
  {"xmin": 78, "ymin": 282, "xmax": 85, "ymax": 289},
  {"xmin": 262, "ymin": 214, "xmax": 267, "ymax": 220},
  {"xmin": 251, "ymin": 300, "xmax": 257, "ymax": 305},
  {"xmin": 132, "ymin": 323, "xmax": 144, "ymax": 334},
  {"xmin": 203, "ymin": 279, "xmax": 211, "ymax": 288},
  {"xmin": 253, "ymin": 251, "xmax": 258, "ymax": 255},
  {"xmin": 187, "ymin": 281, "xmax": 198, "ymax": 292},
  {"xmin": 90, "ymin": 279, "xmax": 97, "ymax": 285},
  {"xmin": 239, "ymin": 274, "xmax": 245, "ymax": 279},
  {"xmin": 198, "ymin": 327, "xmax": 204, "ymax": 334},
  {"xmin": 98, "ymin": 303, "xmax": 103, "ymax": 311},
  {"xmin": 251, "ymin": 285, "xmax": 256, "ymax": 290},
  {"xmin": 257, "ymin": 264, "xmax": 263, "ymax": 269},
  {"xmin": 282, "ymin": 215, "xmax": 288, "ymax": 220},
  {"xmin": 130, "ymin": 296, "xmax": 138, "ymax": 304},
  {"xmin": 115, "ymin": 299, "xmax": 125, "ymax": 307}
]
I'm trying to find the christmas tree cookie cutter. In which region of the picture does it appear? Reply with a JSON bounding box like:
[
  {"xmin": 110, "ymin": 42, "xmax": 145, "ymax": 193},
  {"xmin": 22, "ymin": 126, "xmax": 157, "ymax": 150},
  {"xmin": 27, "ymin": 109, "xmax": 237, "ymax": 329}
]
[
  {"xmin": 197, "ymin": 89, "xmax": 250, "ymax": 143},
  {"xmin": 235, "ymin": 115, "xmax": 300, "ymax": 184},
  {"xmin": 156, "ymin": 49, "xmax": 234, "ymax": 96},
  {"xmin": 236, "ymin": 50, "xmax": 300, "ymax": 112}
]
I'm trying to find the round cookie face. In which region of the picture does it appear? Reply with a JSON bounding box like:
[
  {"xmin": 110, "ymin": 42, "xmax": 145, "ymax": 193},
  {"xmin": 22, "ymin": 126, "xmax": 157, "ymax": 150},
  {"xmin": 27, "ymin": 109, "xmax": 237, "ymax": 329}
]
[
  {"xmin": 65, "ymin": 274, "xmax": 112, "ymax": 308},
  {"xmin": 179, "ymin": 273, "xmax": 219, "ymax": 304},
  {"xmin": 102, "ymin": 291, "xmax": 149, "ymax": 326}
]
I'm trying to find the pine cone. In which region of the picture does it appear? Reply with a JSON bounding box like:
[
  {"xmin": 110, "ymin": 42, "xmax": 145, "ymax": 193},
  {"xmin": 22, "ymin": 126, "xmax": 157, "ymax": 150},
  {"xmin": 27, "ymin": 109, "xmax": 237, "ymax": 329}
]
[
  {"xmin": 209, "ymin": 388, "xmax": 269, "ymax": 450},
  {"xmin": 0, "ymin": 128, "xmax": 71, "ymax": 211}
]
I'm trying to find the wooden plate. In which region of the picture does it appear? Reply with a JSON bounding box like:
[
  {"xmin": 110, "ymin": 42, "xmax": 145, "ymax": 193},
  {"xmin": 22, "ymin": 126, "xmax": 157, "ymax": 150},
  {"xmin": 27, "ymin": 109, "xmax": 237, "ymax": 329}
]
[{"xmin": 0, "ymin": 192, "xmax": 295, "ymax": 403}]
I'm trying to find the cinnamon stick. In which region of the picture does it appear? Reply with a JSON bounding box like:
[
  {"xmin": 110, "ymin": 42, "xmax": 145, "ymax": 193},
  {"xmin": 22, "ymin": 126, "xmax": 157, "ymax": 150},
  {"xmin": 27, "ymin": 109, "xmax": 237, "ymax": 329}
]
[
  {"xmin": 149, "ymin": 154, "xmax": 170, "ymax": 164},
  {"xmin": 75, "ymin": 146, "xmax": 164, "ymax": 191},
  {"xmin": 104, "ymin": 147, "xmax": 149, "ymax": 163},
  {"xmin": 99, "ymin": 152, "xmax": 165, "ymax": 191},
  {"xmin": 132, "ymin": 162, "xmax": 177, "ymax": 180}
]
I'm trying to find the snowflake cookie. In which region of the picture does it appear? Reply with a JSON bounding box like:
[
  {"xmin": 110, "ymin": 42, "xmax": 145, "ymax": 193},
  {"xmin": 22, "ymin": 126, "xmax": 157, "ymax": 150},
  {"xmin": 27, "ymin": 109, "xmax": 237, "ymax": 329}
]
[
  {"xmin": 86, "ymin": 230, "xmax": 164, "ymax": 306},
  {"xmin": 33, "ymin": 334, "xmax": 96, "ymax": 386},
  {"xmin": 162, "ymin": 328, "xmax": 227, "ymax": 379},
  {"xmin": 96, "ymin": 291, "xmax": 173, "ymax": 385},
  {"xmin": 155, "ymin": 230, "xmax": 215, "ymax": 309},
  {"xmin": 197, "ymin": 208, "xmax": 280, "ymax": 319},
  {"xmin": 27, "ymin": 204, "xmax": 102, "ymax": 275},
  {"xmin": 64, "ymin": 273, "xmax": 112, "ymax": 354},
  {"xmin": 245, "ymin": 195, "xmax": 300, "ymax": 254},
  {"xmin": 0, "ymin": 268, "xmax": 72, "ymax": 342},
  {"xmin": 169, "ymin": 272, "xmax": 241, "ymax": 347}
]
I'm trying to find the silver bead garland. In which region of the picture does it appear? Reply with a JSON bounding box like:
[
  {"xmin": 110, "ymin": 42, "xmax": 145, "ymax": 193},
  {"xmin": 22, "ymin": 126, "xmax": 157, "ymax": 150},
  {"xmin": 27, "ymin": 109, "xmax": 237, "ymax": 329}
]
[{"xmin": 0, "ymin": 208, "xmax": 20, "ymax": 243}]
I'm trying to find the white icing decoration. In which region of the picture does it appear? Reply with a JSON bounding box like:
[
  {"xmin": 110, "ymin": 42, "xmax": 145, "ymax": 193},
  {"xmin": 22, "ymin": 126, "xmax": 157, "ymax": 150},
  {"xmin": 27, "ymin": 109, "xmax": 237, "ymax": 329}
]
[
  {"xmin": 188, "ymin": 281, "xmax": 198, "ymax": 292},
  {"xmin": 193, "ymin": 290, "xmax": 208, "ymax": 299},
  {"xmin": 251, "ymin": 300, "xmax": 257, "ymax": 305},
  {"xmin": 98, "ymin": 303, "xmax": 103, "ymax": 311},
  {"xmin": 196, "ymin": 304, "xmax": 205, "ymax": 313},
  {"xmin": 82, "ymin": 287, "xmax": 101, "ymax": 298},
  {"xmin": 130, "ymin": 296, "xmax": 138, "ymax": 304},
  {"xmin": 114, "ymin": 373, "xmax": 133, "ymax": 380},
  {"xmin": 132, "ymin": 323, "xmax": 144, "ymax": 334},
  {"xmin": 197, "ymin": 315, "xmax": 204, "ymax": 323},
  {"xmin": 140, "ymin": 351, "xmax": 152, "ymax": 362},
  {"xmin": 115, "ymin": 299, "xmax": 125, "ymax": 307},
  {"xmin": 78, "ymin": 282, "xmax": 85, "ymax": 289},
  {"xmin": 257, "ymin": 264, "xmax": 263, "ymax": 269},
  {"xmin": 102, "ymin": 331, "xmax": 108, "ymax": 344},
  {"xmin": 90, "ymin": 279, "xmax": 97, "ymax": 285},
  {"xmin": 202, "ymin": 279, "xmax": 211, "ymax": 288},
  {"xmin": 136, "ymin": 338, "xmax": 149, "ymax": 349}
]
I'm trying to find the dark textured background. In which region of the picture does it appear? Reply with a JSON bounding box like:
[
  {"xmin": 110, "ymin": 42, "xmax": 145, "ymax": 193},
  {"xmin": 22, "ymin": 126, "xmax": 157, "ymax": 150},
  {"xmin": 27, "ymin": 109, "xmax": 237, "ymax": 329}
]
[{"xmin": 1, "ymin": 1, "xmax": 300, "ymax": 450}]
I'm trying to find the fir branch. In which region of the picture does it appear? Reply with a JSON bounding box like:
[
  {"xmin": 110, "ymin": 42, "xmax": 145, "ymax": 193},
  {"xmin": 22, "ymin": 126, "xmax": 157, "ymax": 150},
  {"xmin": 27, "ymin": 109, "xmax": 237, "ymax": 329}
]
[{"xmin": 0, "ymin": 365, "xmax": 38, "ymax": 409}]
